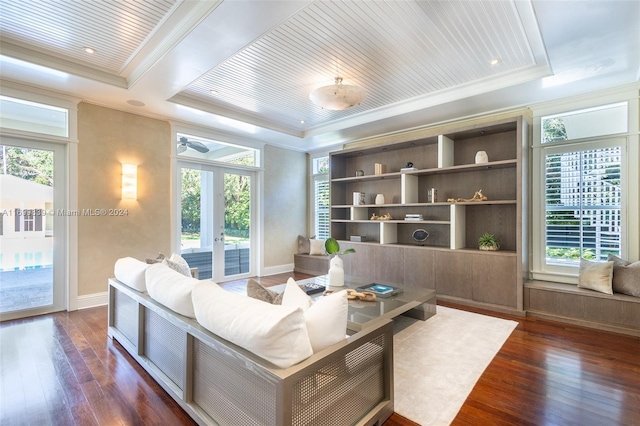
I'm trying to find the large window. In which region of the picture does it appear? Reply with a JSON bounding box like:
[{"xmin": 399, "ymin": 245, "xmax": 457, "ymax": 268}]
[
  {"xmin": 533, "ymin": 99, "xmax": 635, "ymax": 281},
  {"xmin": 544, "ymin": 141, "xmax": 622, "ymax": 264},
  {"xmin": 311, "ymin": 156, "xmax": 330, "ymax": 239}
]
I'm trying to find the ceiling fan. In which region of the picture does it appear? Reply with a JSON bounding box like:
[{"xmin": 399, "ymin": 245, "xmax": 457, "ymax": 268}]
[{"xmin": 177, "ymin": 136, "xmax": 210, "ymax": 153}]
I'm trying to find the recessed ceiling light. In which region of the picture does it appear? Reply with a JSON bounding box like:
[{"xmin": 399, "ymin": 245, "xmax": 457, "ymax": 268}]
[
  {"xmin": 210, "ymin": 90, "xmax": 219, "ymax": 95},
  {"xmin": 83, "ymin": 46, "xmax": 95, "ymax": 54},
  {"xmin": 300, "ymin": 120, "xmax": 305, "ymax": 124},
  {"xmin": 127, "ymin": 100, "xmax": 145, "ymax": 107},
  {"xmin": 489, "ymin": 58, "xmax": 502, "ymax": 65}
]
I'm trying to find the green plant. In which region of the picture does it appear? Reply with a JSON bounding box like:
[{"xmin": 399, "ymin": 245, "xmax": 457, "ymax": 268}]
[
  {"xmin": 324, "ymin": 238, "xmax": 356, "ymax": 255},
  {"xmin": 478, "ymin": 233, "xmax": 500, "ymax": 250}
]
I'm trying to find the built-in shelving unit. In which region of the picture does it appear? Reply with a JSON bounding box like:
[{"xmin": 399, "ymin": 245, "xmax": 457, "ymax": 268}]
[{"xmin": 329, "ymin": 116, "xmax": 528, "ymax": 313}]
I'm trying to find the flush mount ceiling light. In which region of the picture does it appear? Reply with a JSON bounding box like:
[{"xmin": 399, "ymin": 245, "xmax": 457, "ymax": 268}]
[{"xmin": 309, "ymin": 77, "xmax": 365, "ymax": 111}]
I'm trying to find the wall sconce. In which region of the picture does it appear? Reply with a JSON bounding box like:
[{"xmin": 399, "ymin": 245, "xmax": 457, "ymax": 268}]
[{"xmin": 121, "ymin": 164, "xmax": 137, "ymax": 200}]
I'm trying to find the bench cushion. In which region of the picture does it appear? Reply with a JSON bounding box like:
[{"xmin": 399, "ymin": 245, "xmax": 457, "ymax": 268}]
[{"xmin": 192, "ymin": 281, "xmax": 313, "ymax": 368}]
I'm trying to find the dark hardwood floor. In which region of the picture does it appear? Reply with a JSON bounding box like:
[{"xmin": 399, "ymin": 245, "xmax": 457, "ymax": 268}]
[{"xmin": 1, "ymin": 272, "xmax": 638, "ymax": 425}]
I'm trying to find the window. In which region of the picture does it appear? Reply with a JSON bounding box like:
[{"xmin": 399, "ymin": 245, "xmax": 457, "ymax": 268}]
[
  {"xmin": 312, "ymin": 156, "xmax": 330, "ymax": 239},
  {"xmin": 544, "ymin": 142, "xmax": 622, "ymax": 264},
  {"xmin": 541, "ymin": 102, "xmax": 628, "ymax": 144},
  {"xmin": 0, "ymin": 95, "xmax": 69, "ymax": 137},
  {"xmin": 532, "ymin": 98, "xmax": 636, "ymax": 281},
  {"xmin": 176, "ymin": 133, "xmax": 260, "ymax": 166},
  {"xmin": 23, "ymin": 209, "xmax": 35, "ymax": 231}
]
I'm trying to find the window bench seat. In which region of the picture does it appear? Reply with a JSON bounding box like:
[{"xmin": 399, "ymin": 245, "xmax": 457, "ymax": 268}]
[
  {"xmin": 524, "ymin": 280, "xmax": 640, "ymax": 337},
  {"xmin": 294, "ymin": 254, "xmax": 330, "ymax": 275}
]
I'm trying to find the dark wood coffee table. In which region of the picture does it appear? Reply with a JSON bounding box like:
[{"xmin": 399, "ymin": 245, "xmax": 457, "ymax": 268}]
[{"xmin": 275, "ymin": 275, "xmax": 437, "ymax": 332}]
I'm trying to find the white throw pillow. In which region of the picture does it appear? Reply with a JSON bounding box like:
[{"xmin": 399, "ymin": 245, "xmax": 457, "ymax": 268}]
[
  {"xmin": 281, "ymin": 277, "xmax": 312, "ymax": 310},
  {"xmin": 305, "ymin": 290, "xmax": 348, "ymax": 353},
  {"xmin": 282, "ymin": 278, "xmax": 348, "ymax": 353},
  {"xmin": 162, "ymin": 253, "xmax": 191, "ymax": 277},
  {"xmin": 192, "ymin": 282, "xmax": 313, "ymax": 369},
  {"xmin": 578, "ymin": 258, "xmax": 614, "ymax": 295},
  {"xmin": 146, "ymin": 263, "xmax": 199, "ymax": 318},
  {"xmin": 309, "ymin": 239, "xmax": 325, "ymax": 255},
  {"xmin": 114, "ymin": 257, "xmax": 148, "ymax": 292}
]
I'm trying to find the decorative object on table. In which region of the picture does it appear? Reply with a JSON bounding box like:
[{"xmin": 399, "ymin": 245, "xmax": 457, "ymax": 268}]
[
  {"xmin": 324, "ymin": 288, "xmax": 376, "ymax": 302},
  {"xmin": 375, "ymin": 193, "xmax": 385, "ymax": 205},
  {"xmin": 412, "ymin": 229, "xmax": 430, "ymax": 245},
  {"xmin": 475, "ymin": 150, "xmax": 489, "ymax": 164},
  {"xmin": 427, "ymin": 187, "xmax": 437, "ymax": 203},
  {"xmin": 478, "ymin": 232, "xmax": 500, "ymax": 251},
  {"xmin": 374, "ymin": 163, "xmax": 386, "ymax": 175},
  {"xmin": 355, "ymin": 169, "xmax": 364, "ymax": 176},
  {"xmin": 447, "ymin": 189, "xmax": 488, "ymax": 203},
  {"xmin": 302, "ymin": 282, "xmax": 326, "ymax": 295},
  {"xmin": 405, "ymin": 214, "xmax": 423, "ymax": 221},
  {"xmin": 370, "ymin": 212, "xmax": 393, "ymax": 220},
  {"xmin": 356, "ymin": 283, "xmax": 403, "ymax": 298},
  {"xmin": 350, "ymin": 235, "xmax": 367, "ymax": 242},
  {"xmin": 401, "ymin": 162, "xmax": 418, "ymax": 172},
  {"xmin": 324, "ymin": 237, "xmax": 356, "ymax": 287},
  {"xmin": 353, "ymin": 191, "xmax": 366, "ymax": 205}
]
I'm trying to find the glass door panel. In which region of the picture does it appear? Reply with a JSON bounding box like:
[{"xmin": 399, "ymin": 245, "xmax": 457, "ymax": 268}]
[
  {"xmin": 180, "ymin": 168, "xmax": 214, "ymax": 280},
  {"xmin": 179, "ymin": 165, "xmax": 253, "ymax": 282},
  {"xmin": 222, "ymin": 171, "xmax": 251, "ymax": 278},
  {"xmin": 0, "ymin": 142, "xmax": 64, "ymax": 318}
]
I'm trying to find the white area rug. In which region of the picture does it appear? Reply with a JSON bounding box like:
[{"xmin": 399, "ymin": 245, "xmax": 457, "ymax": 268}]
[{"xmin": 393, "ymin": 306, "xmax": 517, "ymax": 425}]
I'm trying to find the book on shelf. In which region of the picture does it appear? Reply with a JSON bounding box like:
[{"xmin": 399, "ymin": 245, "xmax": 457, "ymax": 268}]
[
  {"xmin": 356, "ymin": 283, "xmax": 403, "ymax": 298},
  {"xmin": 405, "ymin": 214, "xmax": 423, "ymax": 221},
  {"xmin": 374, "ymin": 163, "xmax": 387, "ymax": 175}
]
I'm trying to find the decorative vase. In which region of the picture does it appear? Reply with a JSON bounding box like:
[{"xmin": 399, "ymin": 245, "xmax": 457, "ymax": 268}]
[
  {"xmin": 328, "ymin": 255, "xmax": 344, "ymax": 287},
  {"xmin": 375, "ymin": 193, "xmax": 385, "ymax": 205},
  {"xmin": 475, "ymin": 151, "xmax": 489, "ymax": 164}
]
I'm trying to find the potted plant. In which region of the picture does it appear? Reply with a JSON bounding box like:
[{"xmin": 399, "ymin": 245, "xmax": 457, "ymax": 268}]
[
  {"xmin": 324, "ymin": 238, "xmax": 356, "ymax": 256},
  {"xmin": 478, "ymin": 233, "xmax": 500, "ymax": 251},
  {"xmin": 324, "ymin": 238, "xmax": 355, "ymax": 287}
]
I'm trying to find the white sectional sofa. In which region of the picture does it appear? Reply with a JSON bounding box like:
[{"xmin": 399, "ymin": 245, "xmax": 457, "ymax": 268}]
[{"xmin": 108, "ymin": 259, "xmax": 394, "ymax": 426}]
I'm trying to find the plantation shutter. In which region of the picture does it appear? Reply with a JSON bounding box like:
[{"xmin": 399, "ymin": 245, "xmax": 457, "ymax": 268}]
[
  {"xmin": 545, "ymin": 145, "xmax": 622, "ymax": 263},
  {"xmin": 314, "ymin": 178, "xmax": 330, "ymax": 240},
  {"xmin": 35, "ymin": 209, "xmax": 43, "ymax": 231},
  {"xmin": 15, "ymin": 209, "xmax": 20, "ymax": 232}
]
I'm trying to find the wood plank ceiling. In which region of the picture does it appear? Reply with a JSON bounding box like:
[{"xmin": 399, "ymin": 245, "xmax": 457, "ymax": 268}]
[{"xmin": 0, "ymin": 0, "xmax": 554, "ymax": 142}]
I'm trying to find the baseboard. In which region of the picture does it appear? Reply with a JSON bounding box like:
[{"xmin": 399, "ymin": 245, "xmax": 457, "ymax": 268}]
[
  {"xmin": 261, "ymin": 263, "xmax": 293, "ymax": 277},
  {"xmin": 77, "ymin": 291, "xmax": 108, "ymax": 310}
]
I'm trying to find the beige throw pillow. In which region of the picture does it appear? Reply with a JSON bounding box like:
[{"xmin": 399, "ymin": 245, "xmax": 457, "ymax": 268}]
[
  {"xmin": 298, "ymin": 235, "xmax": 310, "ymax": 254},
  {"xmin": 578, "ymin": 258, "xmax": 614, "ymax": 295},
  {"xmin": 162, "ymin": 253, "xmax": 191, "ymax": 277},
  {"xmin": 247, "ymin": 279, "xmax": 284, "ymax": 305},
  {"xmin": 309, "ymin": 239, "xmax": 325, "ymax": 255},
  {"xmin": 608, "ymin": 254, "xmax": 640, "ymax": 297}
]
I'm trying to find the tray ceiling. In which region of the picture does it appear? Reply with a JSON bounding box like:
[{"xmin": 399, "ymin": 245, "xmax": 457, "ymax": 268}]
[{"xmin": 0, "ymin": 0, "xmax": 638, "ymax": 150}]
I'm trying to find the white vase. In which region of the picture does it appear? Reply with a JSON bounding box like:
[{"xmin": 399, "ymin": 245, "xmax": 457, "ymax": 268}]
[
  {"xmin": 375, "ymin": 193, "xmax": 385, "ymax": 205},
  {"xmin": 475, "ymin": 150, "xmax": 489, "ymax": 164},
  {"xmin": 328, "ymin": 255, "xmax": 344, "ymax": 287}
]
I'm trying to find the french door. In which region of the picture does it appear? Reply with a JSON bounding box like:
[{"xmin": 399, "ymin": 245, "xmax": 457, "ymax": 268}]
[
  {"xmin": 178, "ymin": 163, "xmax": 254, "ymax": 282},
  {"xmin": 0, "ymin": 138, "xmax": 66, "ymax": 320}
]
